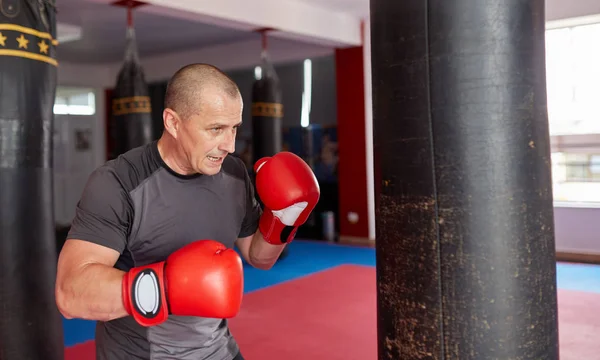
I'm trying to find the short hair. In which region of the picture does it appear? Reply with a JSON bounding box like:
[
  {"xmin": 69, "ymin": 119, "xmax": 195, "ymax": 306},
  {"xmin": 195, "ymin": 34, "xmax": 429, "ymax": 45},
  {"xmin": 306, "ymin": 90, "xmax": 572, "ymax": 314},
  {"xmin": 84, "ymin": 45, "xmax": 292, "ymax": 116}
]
[{"xmin": 164, "ymin": 63, "xmax": 241, "ymax": 120}]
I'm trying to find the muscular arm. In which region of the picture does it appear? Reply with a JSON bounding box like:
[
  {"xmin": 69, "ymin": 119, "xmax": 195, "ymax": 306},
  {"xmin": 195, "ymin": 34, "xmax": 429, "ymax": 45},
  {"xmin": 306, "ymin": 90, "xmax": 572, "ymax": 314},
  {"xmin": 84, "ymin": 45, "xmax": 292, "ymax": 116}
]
[
  {"xmin": 55, "ymin": 165, "xmax": 132, "ymax": 321},
  {"xmin": 55, "ymin": 239, "xmax": 128, "ymax": 321},
  {"xmin": 236, "ymin": 230, "xmax": 285, "ymax": 270}
]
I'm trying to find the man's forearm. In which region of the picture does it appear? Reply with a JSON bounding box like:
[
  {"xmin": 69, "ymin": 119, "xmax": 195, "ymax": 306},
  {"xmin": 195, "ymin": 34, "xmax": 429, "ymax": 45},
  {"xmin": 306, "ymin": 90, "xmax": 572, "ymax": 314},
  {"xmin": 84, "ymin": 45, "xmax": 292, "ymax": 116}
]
[
  {"xmin": 248, "ymin": 230, "xmax": 286, "ymax": 270},
  {"xmin": 56, "ymin": 263, "xmax": 128, "ymax": 322}
]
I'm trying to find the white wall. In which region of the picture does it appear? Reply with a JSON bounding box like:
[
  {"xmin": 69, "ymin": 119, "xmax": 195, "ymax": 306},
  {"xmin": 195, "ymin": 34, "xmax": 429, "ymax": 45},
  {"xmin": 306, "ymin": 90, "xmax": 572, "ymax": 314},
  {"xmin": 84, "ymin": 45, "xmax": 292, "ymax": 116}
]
[
  {"xmin": 551, "ymin": 133, "xmax": 600, "ymax": 153},
  {"xmin": 554, "ymin": 204, "xmax": 600, "ymax": 255},
  {"xmin": 546, "ymin": 0, "xmax": 600, "ymax": 24},
  {"xmin": 129, "ymin": 37, "xmax": 334, "ymax": 83},
  {"xmin": 57, "ymin": 37, "xmax": 334, "ymax": 93},
  {"xmin": 59, "ymin": 37, "xmax": 334, "ymax": 88},
  {"xmin": 53, "ymin": 114, "xmax": 99, "ymax": 226},
  {"xmin": 58, "ymin": 61, "xmax": 113, "ymax": 89}
]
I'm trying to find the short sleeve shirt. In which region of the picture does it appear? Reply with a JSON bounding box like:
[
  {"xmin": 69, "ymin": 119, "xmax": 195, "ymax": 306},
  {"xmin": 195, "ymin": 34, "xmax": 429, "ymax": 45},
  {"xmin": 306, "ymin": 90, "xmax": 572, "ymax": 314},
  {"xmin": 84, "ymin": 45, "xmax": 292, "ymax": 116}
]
[{"xmin": 67, "ymin": 140, "xmax": 261, "ymax": 360}]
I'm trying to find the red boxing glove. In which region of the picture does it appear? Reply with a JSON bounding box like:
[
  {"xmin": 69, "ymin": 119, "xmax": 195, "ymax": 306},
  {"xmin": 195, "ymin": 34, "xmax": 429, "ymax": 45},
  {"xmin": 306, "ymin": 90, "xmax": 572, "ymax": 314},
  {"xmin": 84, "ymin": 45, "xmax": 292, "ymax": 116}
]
[
  {"xmin": 122, "ymin": 240, "xmax": 243, "ymax": 327},
  {"xmin": 254, "ymin": 152, "xmax": 320, "ymax": 245}
]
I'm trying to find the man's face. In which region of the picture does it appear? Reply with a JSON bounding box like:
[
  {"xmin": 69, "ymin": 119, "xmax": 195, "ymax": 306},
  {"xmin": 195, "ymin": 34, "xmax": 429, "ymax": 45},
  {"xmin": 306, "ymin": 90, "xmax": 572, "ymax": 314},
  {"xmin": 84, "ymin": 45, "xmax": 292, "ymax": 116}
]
[{"xmin": 177, "ymin": 92, "xmax": 243, "ymax": 175}]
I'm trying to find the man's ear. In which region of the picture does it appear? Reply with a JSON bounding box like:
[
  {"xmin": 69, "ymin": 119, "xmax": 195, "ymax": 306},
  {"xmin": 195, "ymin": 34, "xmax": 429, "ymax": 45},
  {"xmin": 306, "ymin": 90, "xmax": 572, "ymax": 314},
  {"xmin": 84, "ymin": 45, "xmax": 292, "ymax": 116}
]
[{"xmin": 163, "ymin": 108, "xmax": 179, "ymax": 138}]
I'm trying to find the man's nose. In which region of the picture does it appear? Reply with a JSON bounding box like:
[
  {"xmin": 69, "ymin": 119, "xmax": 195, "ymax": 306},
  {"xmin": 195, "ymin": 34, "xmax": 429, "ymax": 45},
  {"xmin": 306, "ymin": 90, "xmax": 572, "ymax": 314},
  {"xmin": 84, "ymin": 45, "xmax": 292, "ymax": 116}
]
[{"xmin": 220, "ymin": 130, "xmax": 235, "ymax": 154}]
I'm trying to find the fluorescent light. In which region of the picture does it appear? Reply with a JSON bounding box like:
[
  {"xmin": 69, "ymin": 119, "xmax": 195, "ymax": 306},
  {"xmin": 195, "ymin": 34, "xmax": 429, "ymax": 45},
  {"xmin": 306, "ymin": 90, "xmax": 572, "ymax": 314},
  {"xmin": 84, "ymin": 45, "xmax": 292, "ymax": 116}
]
[
  {"xmin": 56, "ymin": 22, "xmax": 82, "ymax": 44},
  {"xmin": 254, "ymin": 66, "xmax": 262, "ymax": 80},
  {"xmin": 53, "ymin": 105, "xmax": 95, "ymax": 115},
  {"xmin": 300, "ymin": 59, "xmax": 312, "ymax": 128}
]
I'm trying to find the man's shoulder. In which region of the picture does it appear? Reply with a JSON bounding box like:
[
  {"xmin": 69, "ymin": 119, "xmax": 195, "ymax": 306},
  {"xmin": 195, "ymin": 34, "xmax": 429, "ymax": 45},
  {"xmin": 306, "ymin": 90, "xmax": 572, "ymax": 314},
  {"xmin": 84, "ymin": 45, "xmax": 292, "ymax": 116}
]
[
  {"xmin": 221, "ymin": 155, "xmax": 250, "ymax": 182},
  {"xmin": 96, "ymin": 143, "xmax": 161, "ymax": 193}
]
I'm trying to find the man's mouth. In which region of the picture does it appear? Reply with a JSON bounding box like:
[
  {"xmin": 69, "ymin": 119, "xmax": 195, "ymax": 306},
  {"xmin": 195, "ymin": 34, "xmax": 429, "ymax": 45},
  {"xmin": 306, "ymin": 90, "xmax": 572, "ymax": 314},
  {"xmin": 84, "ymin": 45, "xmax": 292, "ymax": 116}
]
[{"xmin": 207, "ymin": 156, "xmax": 223, "ymax": 162}]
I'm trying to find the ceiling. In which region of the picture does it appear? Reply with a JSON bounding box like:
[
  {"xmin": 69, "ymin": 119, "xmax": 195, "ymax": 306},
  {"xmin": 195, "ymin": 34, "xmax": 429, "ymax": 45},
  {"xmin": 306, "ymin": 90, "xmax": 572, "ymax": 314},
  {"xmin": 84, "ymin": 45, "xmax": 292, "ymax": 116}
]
[
  {"xmin": 54, "ymin": 0, "xmax": 600, "ymax": 65},
  {"xmin": 55, "ymin": 0, "xmax": 257, "ymax": 63}
]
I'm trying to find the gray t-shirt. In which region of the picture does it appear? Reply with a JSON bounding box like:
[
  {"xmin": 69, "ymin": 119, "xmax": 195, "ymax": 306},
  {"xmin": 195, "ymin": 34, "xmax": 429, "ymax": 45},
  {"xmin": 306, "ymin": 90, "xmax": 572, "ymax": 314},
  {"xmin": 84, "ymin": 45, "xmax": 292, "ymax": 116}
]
[{"xmin": 67, "ymin": 140, "xmax": 261, "ymax": 360}]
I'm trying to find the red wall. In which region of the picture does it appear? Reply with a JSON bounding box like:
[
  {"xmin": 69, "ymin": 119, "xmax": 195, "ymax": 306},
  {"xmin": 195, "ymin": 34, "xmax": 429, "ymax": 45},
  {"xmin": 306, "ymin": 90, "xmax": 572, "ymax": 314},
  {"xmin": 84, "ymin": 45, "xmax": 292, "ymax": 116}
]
[{"xmin": 335, "ymin": 46, "xmax": 369, "ymax": 239}]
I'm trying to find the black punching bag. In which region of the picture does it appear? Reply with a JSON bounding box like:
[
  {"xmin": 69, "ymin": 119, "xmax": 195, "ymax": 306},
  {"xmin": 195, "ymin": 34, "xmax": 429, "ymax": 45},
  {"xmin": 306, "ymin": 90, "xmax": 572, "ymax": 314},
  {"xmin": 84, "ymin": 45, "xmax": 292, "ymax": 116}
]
[
  {"xmin": 252, "ymin": 47, "xmax": 283, "ymax": 164},
  {"xmin": 109, "ymin": 12, "xmax": 152, "ymax": 159},
  {"xmin": 0, "ymin": 1, "xmax": 64, "ymax": 359},
  {"xmin": 371, "ymin": 0, "xmax": 559, "ymax": 359}
]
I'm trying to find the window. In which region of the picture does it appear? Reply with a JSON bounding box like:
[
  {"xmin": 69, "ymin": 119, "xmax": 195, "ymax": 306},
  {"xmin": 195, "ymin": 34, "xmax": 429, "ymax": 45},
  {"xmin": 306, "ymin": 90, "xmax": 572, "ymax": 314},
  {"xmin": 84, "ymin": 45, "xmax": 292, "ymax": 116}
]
[
  {"xmin": 54, "ymin": 87, "xmax": 96, "ymax": 115},
  {"xmin": 590, "ymin": 155, "xmax": 600, "ymax": 174},
  {"xmin": 546, "ymin": 22, "xmax": 600, "ymax": 204}
]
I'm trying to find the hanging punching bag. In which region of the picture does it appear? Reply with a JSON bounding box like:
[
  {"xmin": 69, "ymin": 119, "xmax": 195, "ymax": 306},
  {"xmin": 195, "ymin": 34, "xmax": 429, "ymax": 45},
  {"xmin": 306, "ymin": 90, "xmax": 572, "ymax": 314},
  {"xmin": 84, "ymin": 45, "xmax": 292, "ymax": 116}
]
[
  {"xmin": 251, "ymin": 32, "xmax": 288, "ymax": 258},
  {"xmin": 109, "ymin": 9, "xmax": 152, "ymax": 159},
  {"xmin": 371, "ymin": 0, "xmax": 558, "ymax": 358},
  {"xmin": 0, "ymin": 1, "xmax": 64, "ymax": 359},
  {"xmin": 251, "ymin": 36, "xmax": 283, "ymax": 165}
]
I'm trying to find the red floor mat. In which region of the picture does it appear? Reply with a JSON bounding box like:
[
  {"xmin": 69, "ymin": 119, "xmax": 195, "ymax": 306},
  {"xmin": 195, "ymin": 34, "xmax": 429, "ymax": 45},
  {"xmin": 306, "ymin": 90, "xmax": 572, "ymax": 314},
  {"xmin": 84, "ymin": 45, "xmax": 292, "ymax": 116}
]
[
  {"xmin": 64, "ymin": 265, "xmax": 600, "ymax": 359},
  {"xmin": 229, "ymin": 265, "xmax": 377, "ymax": 360},
  {"xmin": 555, "ymin": 289, "xmax": 600, "ymax": 360},
  {"xmin": 65, "ymin": 340, "xmax": 95, "ymax": 360}
]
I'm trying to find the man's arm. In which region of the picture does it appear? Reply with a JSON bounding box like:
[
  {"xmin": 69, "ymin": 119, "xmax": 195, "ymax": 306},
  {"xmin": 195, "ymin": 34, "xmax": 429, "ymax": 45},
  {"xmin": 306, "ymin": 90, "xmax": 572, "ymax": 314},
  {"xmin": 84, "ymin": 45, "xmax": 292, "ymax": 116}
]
[
  {"xmin": 55, "ymin": 239, "xmax": 128, "ymax": 321},
  {"xmin": 235, "ymin": 231, "xmax": 285, "ymax": 270},
  {"xmin": 55, "ymin": 165, "xmax": 132, "ymax": 322},
  {"xmin": 235, "ymin": 152, "xmax": 319, "ymax": 270}
]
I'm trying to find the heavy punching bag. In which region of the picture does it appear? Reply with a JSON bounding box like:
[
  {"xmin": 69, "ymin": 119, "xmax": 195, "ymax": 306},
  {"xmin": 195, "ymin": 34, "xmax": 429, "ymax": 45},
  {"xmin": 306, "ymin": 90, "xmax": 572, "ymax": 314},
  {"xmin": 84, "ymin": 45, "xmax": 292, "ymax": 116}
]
[
  {"xmin": 109, "ymin": 5, "xmax": 152, "ymax": 159},
  {"xmin": 0, "ymin": 1, "xmax": 64, "ymax": 359},
  {"xmin": 371, "ymin": 0, "xmax": 559, "ymax": 359},
  {"xmin": 251, "ymin": 32, "xmax": 289, "ymax": 259},
  {"xmin": 251, "ymin": 32, "xmax": 283, "ymax": 165}
]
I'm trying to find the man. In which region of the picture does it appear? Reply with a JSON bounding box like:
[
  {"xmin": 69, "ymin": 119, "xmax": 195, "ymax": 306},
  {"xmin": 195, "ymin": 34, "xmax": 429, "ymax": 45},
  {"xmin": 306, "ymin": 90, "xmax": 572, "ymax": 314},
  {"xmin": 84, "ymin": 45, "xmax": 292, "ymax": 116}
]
[{"xmin": 55, "ymin": 63, "xmax": 320, "ymax": 360}]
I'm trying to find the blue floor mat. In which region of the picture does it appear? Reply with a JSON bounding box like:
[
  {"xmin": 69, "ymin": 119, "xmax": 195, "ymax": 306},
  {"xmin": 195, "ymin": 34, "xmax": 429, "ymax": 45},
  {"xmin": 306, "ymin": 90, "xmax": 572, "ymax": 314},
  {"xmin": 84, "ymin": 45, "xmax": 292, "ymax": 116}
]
[
  {"xmin": 556, "ymin": 262, "xmax": 600, "ymax": 293},
  {"xmin": 243, "ymin": 240, "xmax": 375, "ymax": 292},
  {"xmin": 63, "ymin": 240, "xmax": 600, "ymax": 347},
  {"xmin": 63, "ymin": 318, "xmax": 96, "ymax": 347}
]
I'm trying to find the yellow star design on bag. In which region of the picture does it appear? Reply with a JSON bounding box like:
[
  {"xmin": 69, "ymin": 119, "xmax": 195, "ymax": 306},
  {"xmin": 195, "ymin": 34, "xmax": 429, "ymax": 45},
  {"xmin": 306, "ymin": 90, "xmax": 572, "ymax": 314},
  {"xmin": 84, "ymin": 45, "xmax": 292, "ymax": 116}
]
[
  {"xmin": 0, "ymin": 32, "xmax": 6, "ymax": 46},
  {"xmin": 16, "ymin": 34, "xmax": 28, "ymax": 49},
  {"xmin": 38, "ymin": 40, "xmax": 48, "ymax": 54}
]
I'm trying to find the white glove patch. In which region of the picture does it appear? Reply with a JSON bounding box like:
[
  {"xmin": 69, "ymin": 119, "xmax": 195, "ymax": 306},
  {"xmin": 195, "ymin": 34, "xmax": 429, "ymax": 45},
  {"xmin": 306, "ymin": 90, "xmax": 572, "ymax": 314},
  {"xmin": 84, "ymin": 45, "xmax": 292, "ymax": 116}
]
[
  {"xmin": 272, "ymin": 202, "xmax": 308, "ymax": 226},
  {"xmin": 134, "ymin": 270, "xmax": 160, "ymax": 316}
]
